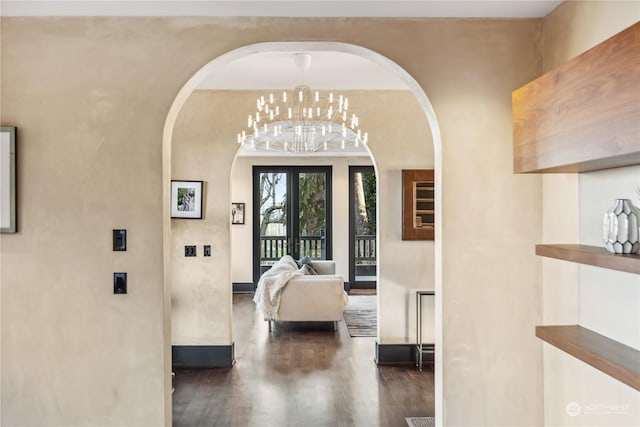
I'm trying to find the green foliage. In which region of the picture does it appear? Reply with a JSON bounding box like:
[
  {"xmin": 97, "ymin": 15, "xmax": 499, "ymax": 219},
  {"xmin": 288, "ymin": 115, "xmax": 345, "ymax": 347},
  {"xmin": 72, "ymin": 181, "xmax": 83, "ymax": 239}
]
[
  {"xmin": 177, "ymin": 187, "xmax": 195, "ymax": 208},
  {"xmin": 298, "ymin": 173, "xmax": 326, "ymax": 236},
  {"xmin": 177, "ymin": 188, "xmax": 190, "ymax": 200},
  {"xmin": 362, "ymin": 172, "xmax": 377, "ymax": 234}
]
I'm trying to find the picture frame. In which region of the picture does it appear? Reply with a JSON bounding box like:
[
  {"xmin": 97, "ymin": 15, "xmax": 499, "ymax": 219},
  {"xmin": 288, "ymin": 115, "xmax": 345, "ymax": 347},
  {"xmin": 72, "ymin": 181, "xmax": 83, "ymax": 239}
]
[
  {"xmin": 0, "ymin": 127, "xmax": 16, "ymax": 233},
  {"xmin": 171, "ymin": 180, "xmax": 203, "ymax": 219},
  {"xmin": 231, "ymin": 202, "xmax": 245, "ymax": 225}
]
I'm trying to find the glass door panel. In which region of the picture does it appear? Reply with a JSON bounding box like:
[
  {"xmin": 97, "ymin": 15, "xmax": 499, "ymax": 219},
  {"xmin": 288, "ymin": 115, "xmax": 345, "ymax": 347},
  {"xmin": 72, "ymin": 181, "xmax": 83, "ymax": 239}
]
[
  {"xmin": 257, "ymin": 171, "xmax": 288, "ymax": 276},
  {"xmin": 297, "ymin": 172, "xmax": 328, "ymax": 260},
  {"xmin": 349, "ymin": 166, "xmax": 377, "ymax": 288}
]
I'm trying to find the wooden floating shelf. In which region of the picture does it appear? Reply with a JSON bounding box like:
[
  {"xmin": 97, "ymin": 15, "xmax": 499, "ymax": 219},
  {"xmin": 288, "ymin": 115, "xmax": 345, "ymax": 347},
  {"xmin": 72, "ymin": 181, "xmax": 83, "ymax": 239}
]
[
  {"xmin": 536, "ymin": 244, "xmax": 640, "ymax": 274},
  {"xmin": 536, "ymin": 325, "xmax": 640, "ymax": 391}
]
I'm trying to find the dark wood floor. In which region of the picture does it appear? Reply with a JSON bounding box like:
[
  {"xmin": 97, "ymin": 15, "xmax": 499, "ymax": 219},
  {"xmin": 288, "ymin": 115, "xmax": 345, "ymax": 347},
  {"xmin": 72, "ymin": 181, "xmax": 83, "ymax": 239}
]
[{"xmin": 172, "ymin": 294, "xmax": 434, "ymax": 426}]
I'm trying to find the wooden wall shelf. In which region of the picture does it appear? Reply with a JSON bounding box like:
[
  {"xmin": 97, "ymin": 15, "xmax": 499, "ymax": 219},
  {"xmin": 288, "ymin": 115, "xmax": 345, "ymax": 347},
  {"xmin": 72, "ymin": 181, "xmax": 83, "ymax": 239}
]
[
  {"xmin": 536, "ymin": 325, "xmax": 640, "ymax": 391},
  {"xmin": 513, "ymin": 22, "xmax": 640, "ymax": 173},
  {"xmin": 536, "ymin": 244, "xmax": 640, "ymax": 274}
]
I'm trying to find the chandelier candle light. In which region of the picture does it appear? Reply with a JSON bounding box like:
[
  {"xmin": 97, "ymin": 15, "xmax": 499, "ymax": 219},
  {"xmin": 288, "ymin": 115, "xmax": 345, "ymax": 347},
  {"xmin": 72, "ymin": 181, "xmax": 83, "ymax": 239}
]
[{"xmin": 237, "ymin": 53, "xmax": 368, "ymax": 154}]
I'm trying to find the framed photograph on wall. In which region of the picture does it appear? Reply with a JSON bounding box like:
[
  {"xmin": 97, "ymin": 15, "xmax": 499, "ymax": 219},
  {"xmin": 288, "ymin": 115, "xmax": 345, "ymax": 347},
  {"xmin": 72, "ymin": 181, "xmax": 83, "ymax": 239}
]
[
  {"xmin": 231, "ymin": 202, "xmax": 245, "ymax": 225},
  {"xmin": 0, "ymin": 127, "xmax": 16, "ymax": 233},
  {"xmin": 171, "ymin": 180, "xmax": 203, "ymax": 219}
]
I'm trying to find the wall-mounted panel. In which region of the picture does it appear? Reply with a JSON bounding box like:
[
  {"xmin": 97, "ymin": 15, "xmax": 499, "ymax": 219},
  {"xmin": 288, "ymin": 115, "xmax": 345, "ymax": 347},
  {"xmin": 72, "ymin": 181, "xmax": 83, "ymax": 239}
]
[
  {"xmin": 402, "ymin": 169, "xmax": 434, "ymax": 240},
  {"xmin": 513, "ymin": 22, "xmax": 640, "ymax": 173}
]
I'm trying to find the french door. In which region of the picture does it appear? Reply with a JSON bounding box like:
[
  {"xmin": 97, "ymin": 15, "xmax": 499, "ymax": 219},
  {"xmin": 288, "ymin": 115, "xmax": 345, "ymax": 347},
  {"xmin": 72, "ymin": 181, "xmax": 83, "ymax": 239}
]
[
  {"xmin": 252, "ymin": 166, "xmax": 332, "ymax": 283},
  {"xmin": 349, "ymin": 166, "xmax": 377, "ymax": 289}
]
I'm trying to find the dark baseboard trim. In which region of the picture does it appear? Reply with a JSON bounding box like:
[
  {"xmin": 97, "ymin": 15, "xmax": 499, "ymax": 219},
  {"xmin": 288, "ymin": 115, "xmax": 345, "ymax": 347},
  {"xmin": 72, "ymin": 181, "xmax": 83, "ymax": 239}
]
[
  {"xmin": 349, "ymin": 282, "xmax": 377, "ymax": 290},
  {"xmin": 233, "ymin": 282, "xmax": 255, "ymax": 293},
  {"xmin": 172, "ymin": 344, "xmax": 235, "ymax": 368},
  {"xmin": 375, "ymin": 342, "xmax": 434, "ymax": 365}
]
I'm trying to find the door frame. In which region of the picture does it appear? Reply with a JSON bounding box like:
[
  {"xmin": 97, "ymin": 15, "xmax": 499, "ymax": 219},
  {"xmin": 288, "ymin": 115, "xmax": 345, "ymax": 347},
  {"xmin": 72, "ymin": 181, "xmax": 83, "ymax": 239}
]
[{"xmin": 252, "ymin": 165, "xmax": 333, "ymax": 284}]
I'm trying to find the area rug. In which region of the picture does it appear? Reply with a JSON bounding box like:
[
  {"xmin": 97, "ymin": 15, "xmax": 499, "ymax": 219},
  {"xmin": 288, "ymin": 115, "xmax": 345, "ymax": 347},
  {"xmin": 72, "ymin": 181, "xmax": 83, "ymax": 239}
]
[
  {"xmin": 343, "ymin": 295, "xmax": 376, "ymax": 337},
  {"xmin": 406, "ymin": 417, "xmax": 435, "ymax": 427}
]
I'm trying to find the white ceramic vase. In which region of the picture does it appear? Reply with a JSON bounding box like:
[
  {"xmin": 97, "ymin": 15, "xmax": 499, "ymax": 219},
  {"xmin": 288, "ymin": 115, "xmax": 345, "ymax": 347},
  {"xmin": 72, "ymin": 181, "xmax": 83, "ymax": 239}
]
[{"xmin": 603, "ymin": 199, "xmax": 640, "ymax": 254}]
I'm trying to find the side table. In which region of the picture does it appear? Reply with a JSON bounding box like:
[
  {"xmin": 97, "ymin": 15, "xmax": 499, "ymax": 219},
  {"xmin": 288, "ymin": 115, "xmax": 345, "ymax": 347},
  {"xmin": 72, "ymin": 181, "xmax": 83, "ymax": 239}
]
[{"xmin": 416, "ymin": 290, "xmax": 435, "ymax": 371}]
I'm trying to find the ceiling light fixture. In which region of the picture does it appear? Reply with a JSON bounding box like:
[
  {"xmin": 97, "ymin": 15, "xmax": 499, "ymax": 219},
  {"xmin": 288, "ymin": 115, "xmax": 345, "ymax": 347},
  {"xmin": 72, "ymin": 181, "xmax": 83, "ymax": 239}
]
[{"xmin": 237, "ymin": 53, "xmax": 368, "ymax": 154}]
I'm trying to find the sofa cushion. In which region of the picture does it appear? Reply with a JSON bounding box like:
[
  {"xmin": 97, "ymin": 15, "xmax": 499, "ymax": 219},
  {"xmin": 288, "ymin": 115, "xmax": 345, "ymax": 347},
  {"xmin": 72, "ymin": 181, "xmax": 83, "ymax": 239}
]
[
  {"xmin": 297, "ymin": 256, "xmax": 318, "ymax": 275},
  {"xmin": 298, "ymin": 264, "xmax": 318, "ymax": 275},
  {"xmin": 311, "ymin": 260, "xmax": 336, "ymax": 275}
]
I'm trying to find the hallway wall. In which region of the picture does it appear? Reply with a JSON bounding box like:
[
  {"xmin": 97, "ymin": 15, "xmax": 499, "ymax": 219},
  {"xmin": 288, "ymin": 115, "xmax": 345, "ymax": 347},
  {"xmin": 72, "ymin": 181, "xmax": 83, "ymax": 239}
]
[{"xmin": 1, "ymin": 16, "xmax": 542, "ymax": 425}]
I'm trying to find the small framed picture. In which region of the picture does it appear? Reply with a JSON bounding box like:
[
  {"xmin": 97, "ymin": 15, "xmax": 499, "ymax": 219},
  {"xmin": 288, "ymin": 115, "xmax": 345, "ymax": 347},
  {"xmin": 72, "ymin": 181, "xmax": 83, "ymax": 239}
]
[
  {"xmin": 231, "ymin": 202, "xmax": 245, "ymax": 225},
  {"xmin": 171, "ymin": 180, "xmax": 203, "ymax": 219}
]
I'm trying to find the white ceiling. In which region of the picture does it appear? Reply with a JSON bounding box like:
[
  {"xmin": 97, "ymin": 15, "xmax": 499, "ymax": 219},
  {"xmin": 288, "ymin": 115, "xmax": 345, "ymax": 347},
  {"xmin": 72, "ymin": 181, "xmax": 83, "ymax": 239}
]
[
  {"xmin": 199, "ymin": 51, "xmax": 410, "ymax": 90},
  {"xmin": 1, "ymin": 1, "xmax": 562, "ymax": 18}
]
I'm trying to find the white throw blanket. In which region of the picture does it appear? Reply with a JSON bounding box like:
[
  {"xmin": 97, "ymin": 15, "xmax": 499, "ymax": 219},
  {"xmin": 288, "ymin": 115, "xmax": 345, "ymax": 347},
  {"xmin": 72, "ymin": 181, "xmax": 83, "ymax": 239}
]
[{"xmin": 253, "ymin": 256, "xmax": 303, "ymax": 320}]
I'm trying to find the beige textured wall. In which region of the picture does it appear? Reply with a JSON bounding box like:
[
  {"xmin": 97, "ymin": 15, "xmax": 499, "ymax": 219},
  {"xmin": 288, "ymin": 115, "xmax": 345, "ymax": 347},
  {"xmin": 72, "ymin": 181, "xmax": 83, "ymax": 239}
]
[
  {"xmin": 1, "ymin": 17, "xmax": 542, "ymax": 425},
  {"xmin": 435, "ymin": 25, "xmax": 543, "ymax": 426},
  {"xmin": 543, "ymin": 0, "xmax": 639, "ymax": 71},
  {"xmin": 541, "ymin": 2, "xmax": 640, "ymax": 425},
  {"xmin": 171, "ymin": 91, "xmax": 242, "ymax": 345},
  {"xmin": 0, "ymin": 18, "xmax": 179, "ymax": 427}
]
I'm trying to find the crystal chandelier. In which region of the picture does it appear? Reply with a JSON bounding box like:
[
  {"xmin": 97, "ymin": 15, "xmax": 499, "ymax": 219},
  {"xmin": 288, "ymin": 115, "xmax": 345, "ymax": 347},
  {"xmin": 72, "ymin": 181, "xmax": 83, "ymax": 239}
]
[{"xmin": 237, "ymin": 53, "xmax": 368, "ymax": 154}]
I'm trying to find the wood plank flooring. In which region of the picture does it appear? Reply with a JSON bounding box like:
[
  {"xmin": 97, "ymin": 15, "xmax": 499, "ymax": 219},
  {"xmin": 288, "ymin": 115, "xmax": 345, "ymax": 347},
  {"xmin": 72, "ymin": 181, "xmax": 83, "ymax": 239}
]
[{"xmin": 172, "ymin": 294, "xmax": 434, "ymax": 426}]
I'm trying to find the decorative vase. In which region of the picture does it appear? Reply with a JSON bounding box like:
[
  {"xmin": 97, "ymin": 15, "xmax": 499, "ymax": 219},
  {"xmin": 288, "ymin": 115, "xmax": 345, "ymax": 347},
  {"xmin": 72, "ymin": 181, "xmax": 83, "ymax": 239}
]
[{"xmin": 603, "ymin": 199, "xmax": 640, "ymax": 254}]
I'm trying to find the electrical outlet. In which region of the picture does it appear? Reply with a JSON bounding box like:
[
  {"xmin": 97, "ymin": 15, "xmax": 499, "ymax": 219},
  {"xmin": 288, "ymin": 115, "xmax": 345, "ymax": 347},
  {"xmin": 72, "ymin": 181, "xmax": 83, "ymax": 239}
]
[
  {"xmin": 185, "ymin": 245, "xmax": 197, "ymax": 257},
  {"xmin": 204, "ymin": 245, "xmax": 211, "ymax": 257},
  {"xmin": 114, "ymin": 272, "xmax": 127, "ymax": 294}
]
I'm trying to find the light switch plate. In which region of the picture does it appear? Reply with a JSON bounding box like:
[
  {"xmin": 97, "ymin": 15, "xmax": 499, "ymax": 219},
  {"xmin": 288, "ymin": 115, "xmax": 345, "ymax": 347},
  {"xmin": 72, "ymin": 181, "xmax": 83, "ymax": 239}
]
[{"xmin": 185, "ymin": 245, "xmax": 197, "ymax": 257}]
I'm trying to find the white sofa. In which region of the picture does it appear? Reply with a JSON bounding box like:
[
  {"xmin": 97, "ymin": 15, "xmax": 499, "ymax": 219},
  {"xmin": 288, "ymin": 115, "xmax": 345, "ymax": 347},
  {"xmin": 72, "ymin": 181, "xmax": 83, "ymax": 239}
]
[{"xmin": 268, "ymin": 260, "xmax": 347, "ymax": 331}]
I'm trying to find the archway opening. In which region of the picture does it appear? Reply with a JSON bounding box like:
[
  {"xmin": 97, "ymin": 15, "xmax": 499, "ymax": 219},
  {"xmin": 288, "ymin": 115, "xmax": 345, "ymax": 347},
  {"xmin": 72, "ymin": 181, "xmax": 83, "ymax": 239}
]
[{"xmin": 162, "ymin": 42, "xmax": 443, "ymax": 423}]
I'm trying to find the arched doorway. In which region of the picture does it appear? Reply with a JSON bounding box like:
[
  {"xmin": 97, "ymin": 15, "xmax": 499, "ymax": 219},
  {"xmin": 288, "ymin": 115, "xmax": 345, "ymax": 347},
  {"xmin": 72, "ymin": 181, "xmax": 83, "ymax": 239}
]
[{"xmin": 162, "ymin": 42, "xmax": 443, "ymax": 423}]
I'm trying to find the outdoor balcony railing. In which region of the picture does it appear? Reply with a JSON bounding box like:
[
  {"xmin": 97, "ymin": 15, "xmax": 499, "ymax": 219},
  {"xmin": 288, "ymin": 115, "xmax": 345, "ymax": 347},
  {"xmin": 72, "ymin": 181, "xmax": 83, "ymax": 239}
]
[
  {"xmin": 260, "ymin": 236, "xmax": 288, "ymax": 262},
  {"xmin": 354, "ymin": 234, "xmax": 376, "ymax": 262},
  {"xmin": 260, "ymin": 235, "xmax": 376, "ymax": 263}
]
